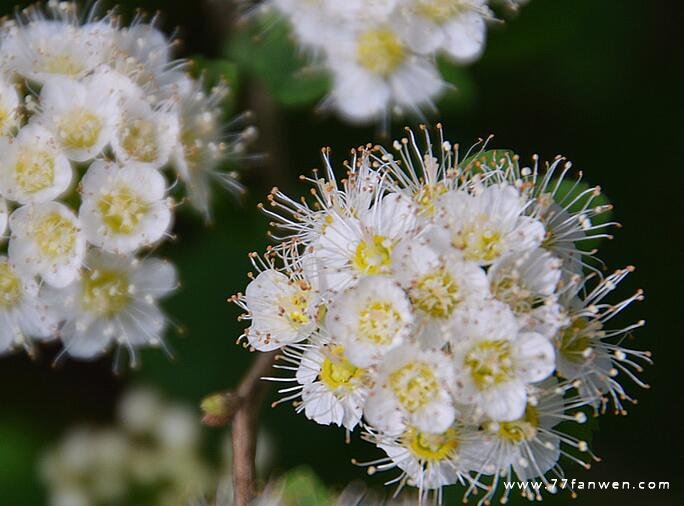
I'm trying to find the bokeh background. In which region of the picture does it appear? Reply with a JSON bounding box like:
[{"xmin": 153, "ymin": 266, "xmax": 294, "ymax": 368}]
[{"xmin": 0, "ymin": 0, "xmax": 681, "ymax": 504}]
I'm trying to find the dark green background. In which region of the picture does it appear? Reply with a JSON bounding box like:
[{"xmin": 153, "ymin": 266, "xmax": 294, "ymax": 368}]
[{"xmin": 0, "ymin": 0, "xmax": 680, "ymax": 504}]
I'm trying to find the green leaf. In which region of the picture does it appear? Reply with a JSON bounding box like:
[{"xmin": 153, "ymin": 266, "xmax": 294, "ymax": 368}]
[
  {"xmin": 227, "ymin": 16, "xmax": 329, "ymax": 107},
  {"xmin": 279, "ymin": 467, "xmax": 332, "ymax": 506}
]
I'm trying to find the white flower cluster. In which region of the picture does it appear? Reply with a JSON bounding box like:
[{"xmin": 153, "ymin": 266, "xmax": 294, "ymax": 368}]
[
  {"xmin": 234, "ymin": 126, "xmax": 650, "ymax": 503},
  {"xmin": 0, "ymin": 2, "xmax": 252, "ymax": 363},
  {"xmin": 264, "ymin": 0, "xmax": 520, "ymax": 122},
  {"xmin": 41, "ymin": 388, "xmax": 217, "ymax": 506}
]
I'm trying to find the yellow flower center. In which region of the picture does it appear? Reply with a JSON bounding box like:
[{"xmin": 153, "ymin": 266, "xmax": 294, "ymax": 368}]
[
  {"xmin": 14, "ymin": 148, "xmax": 56, "ymax": 194},
  {"xmin": 491, "ymin": 275, "xmax": 534, "ymax": 314},
  {"xmin": 120, "ymin": 119, "xmax": 159, "ymax": 163},
  {"xmin": 0, "ymin": 262, "xmax": 23, "ymax": 309},
  {"xmin": 405, "ymin": 426, "xmax": 460, "ymax": 462},
  {"xmin": 82, "ymin": 269, "xmax": 131, "ymax": 317},
  {"xmin": 356, "ymin": 28, "xmax": 406, "ymax": 77},
  {"xmin": 558, "ymin": 318, "xmax": 593, "ymax": 364},
  {"xmin": 352, "ymin": 235, "xmax": 393, "ymax": 275},
  {"xmin": 58, "ymin": 108, "xmax": 103, "ymax": 150},
  {"xmin": 97, "ymin": 185, "xmax": 150, "ymax": 235},
  {"xmin": 493, "ymin": 405, "xmax": 539, "ymax": 443},
  {"xmin": 389, "ymin": 362, "xmax": 439, "ymax": 412},
  {"xmin": 415, "ymin": 0, "xmax": 465, "ymax": 23},
  {"xmin": 320, "ymin": 346, "xmax": 364, "ymax": 390},
  {"xmin": 34, "ymin": 212, "xmax": 78, "ymax": 259},
  {"xmin": 283, "ymin": 291, "xmax": 310, "ymax": 326},
  {"xmin": 40, "ymin": 54, "xmax": 84, "ymax": 76},
  {"xmin": 357, "ymin": 300, "xmax": 403, "ymax": 344},
  {"xmin": 452, "ymin": 222, "xmax": 503, "ymax": 262},
  {"xmin": 464, "ymin": 340, "xmax": 514, "ymax": 390},
  {"xmin": 410, "ymin": 267, "xmax": 460, "ymax": 318},
  {"xmin": 415, "ymin": 183, "xmax": 448, "ymax": 216}
]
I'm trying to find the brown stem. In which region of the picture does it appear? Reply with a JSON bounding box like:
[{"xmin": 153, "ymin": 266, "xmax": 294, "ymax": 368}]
[{"xmin": 230, "ymin": 350, "xmax": 277, "ymax": 506}]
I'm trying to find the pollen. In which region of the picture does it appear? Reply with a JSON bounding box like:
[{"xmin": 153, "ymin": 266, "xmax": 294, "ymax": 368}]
[
  {"xmin": 82, "ymin": 269, "xmax": 131, "ymax": 317},
  {"xmin": 410, "ymin": 267, "xmax": 460, "ymax": 318},
  {"xmin": 13, "ymin": 148, "xmax": 56, "ymax": 194},
  {"xmin": 453, "ymin": 224, "xmax": 503, "ymax": 262},
  {"xmin": 358, "ymin": 300, "xmax": 403, "ymax": 344},
  {"xmin": 40, "ymin": 53, "xmax": 84, "ymax": 76},
  {"xmin": 98, "ymin": 185, "xmax": 150, "ymax": 235},
  {"xmin": 558, "ymin": 318, "xmax": 594, "ymax": 364},
  {"xmin": 356, "ymin": 28, "xmax": 406, "ymax": 77},
  {"xmin": 352, "ymin": 235, "xmax": 393, "ymax": 275},
  {"xmin": 494, "ymin": 405, "xmax": 539, "ymax": 443},
  {"xmin": 320, "ymin": 345, "xmax": 363, "ymax": 389},
  {"xmin": 34, "ymin": 212, "xmax": 78, "ymax": 259},
  {"xmin": 405, "ymin": 426, "xmax": 460, "ymax": 462},
  {"xmin": 464, "ymin": 340, "xmax": 514, "ymax": 390},
  {"xmin": 0, "ymin": 261, "xmax": 22, "ymax": 309},
  {"xmin": 58, "ymin": 107, "xmax": 103, "ymax": 150},
  {"xmin": 120, "ymin": 119, "xmax": 159, "ymax": 163},
  {"xmin": 389, "ymin": 362, "xmax": 440, "ymax": 412}
]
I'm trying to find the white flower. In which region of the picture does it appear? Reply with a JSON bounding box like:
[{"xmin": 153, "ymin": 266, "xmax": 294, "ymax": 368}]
[
  {"xmin": 36, "ymin": 68, "xmax": 121, "ymax": 162},
  {"xmin": 488, "ymin": 247, "xmax": 566, "ymax": 338},
  {"xmin": 1, "ymin": 15, "xmax": 114, "ymax": 84},
  {"xmin": 0, "ymin": 255, "xmax": 58, "ymax": 354},
  {"xmin": 8, "ymin": 201, "xmax": 85, "ymax": 287},
  {"xmin": 392, "ymin": 239, "xmax": 489, "ymax": 347},
  {"xmin": 325, "ymin": 23, "xmax": 445, "ymax": 122},
  {"xmin": 326, "ymin": 276, "xmax": 413, "ymax": 367},
  {"xmin": 364, "ymin": 344, "xmax": 456, "ymax": 434},
  {"xmin": 370, "ymin": 422, "xmax": 485, "ymax": 493},
  {"xmin": 111, "ymin": 93, "xmax": 179, "ymax": 170},
  {"xmin": 466, "ymin": 380, "xmax": 597, "ymax": 504},
  {"xmin": 79, "ymin": 160, "xmax": 172, "ymax": 254},
  {"xmin": 112, "ymin": 22, "xmax": 174, "ymax": 91},
  {"xmin": 0, "ymin": 77, "xmax": 20, "ymax": 135},
  {"xmin": 432, "ymin": 183, "xmax": 546, "ymax": 265},
  {"xmin": 310, "ymin": 192, "xmax": 417, "ymax": 291},
  {"xmin": 400, "ymin": 0, "xmax": 490, "ymax": 63},
  {"xmin": 240, "ymin": 268, "xmax": 317, "ymax": 351},
  {"xmin": 293, "ymin": 343, "xmax": 369, "ymax": 430},
  {"xmin": 450, "ymin": 301, "xmax": 555, "ymax": 421},
  {"xmin": 0, "ymin": 123, "xmax": 73, "ymax": 204},
  {"xmin": 44, "ymin": 250, "xmax": 177, "ymax": 362},
  {"xmin": 555, "ymin": 267, "xmax": 649, "ymax": 414},
  {"xmin": 171, "ymin": 78, "xmax": 250, "ymax": 218}
]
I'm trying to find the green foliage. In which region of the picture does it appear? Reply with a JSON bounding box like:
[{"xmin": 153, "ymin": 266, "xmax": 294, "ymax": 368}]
[
  {"xmin": 227, "ymin": 17, "xmax": 329, "ymax": 107},
  {"xmin": 277, "ymin": 467, "xmax": 333, "ymax": 506}
]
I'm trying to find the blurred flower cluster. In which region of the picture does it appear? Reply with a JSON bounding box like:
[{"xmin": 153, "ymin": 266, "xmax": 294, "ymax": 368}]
[
  {"xmin": 233, "ymin": 126, "xmax": 650, "ymax": 503},
  {"xmin": 41, "ymin": 388, "xmax": 217, "ymax": 506},
  {"xmin": 260, "ymin": 0, "xmax": 528, "ymax": 122},
  {"xmin": 0, "ymin": 1, "xmax": 253, "ymax": 365}
]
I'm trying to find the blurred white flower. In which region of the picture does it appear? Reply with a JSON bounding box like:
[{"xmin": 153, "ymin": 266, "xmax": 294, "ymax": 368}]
[
  {"xmin": 0, "ymin": 255, "xmax": 57, "ymax": 354},
  {"xmin": 262, "ymin": 0, "xmax": 522, "ymax": 122},
  {"xmin": 0, "ymin": 1, "xmax": 253, "ymax": 364},
  {"xmin": 0, "ymin": 123, "xmax": 73, "ymax": 204},
  {"xmin": 79, "ymin": 160, "xmax": 172, "ymax": 254},
  {"xmin": 8, "ymin": 201, "xmax": 85, "ymax": 287},
  {"xmin": 44, "ymin": 250, "xmax": 177, "ymax": 363}
]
